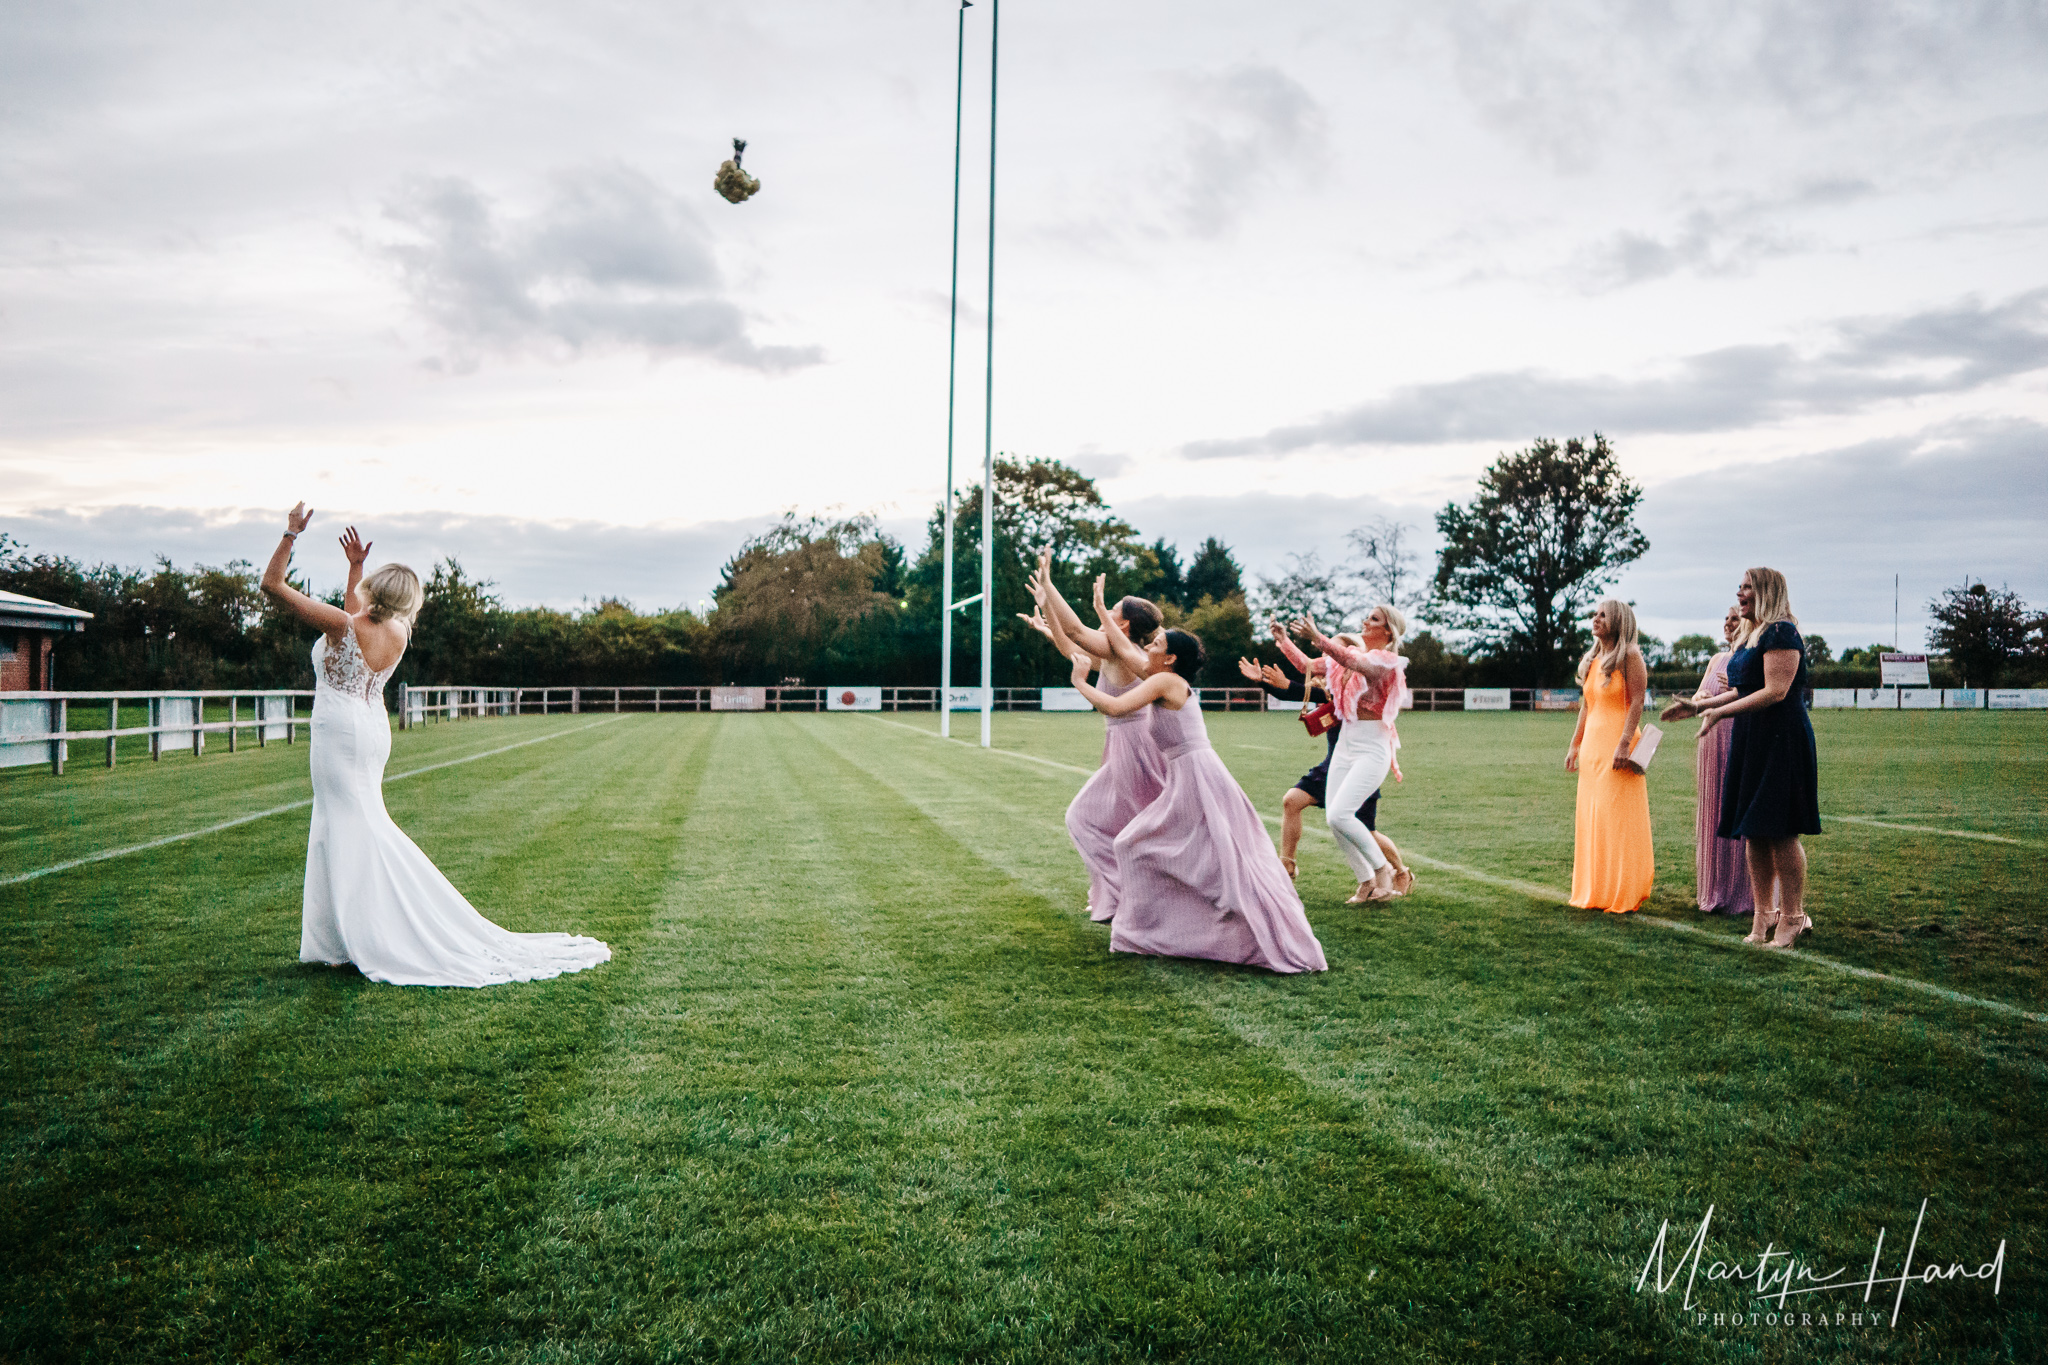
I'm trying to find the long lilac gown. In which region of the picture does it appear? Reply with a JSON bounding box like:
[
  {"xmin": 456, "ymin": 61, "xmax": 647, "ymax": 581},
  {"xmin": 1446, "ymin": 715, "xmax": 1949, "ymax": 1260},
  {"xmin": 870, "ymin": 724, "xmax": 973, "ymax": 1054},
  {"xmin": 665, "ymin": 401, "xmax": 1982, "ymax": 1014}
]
[
  {"xmin": 1109, "ymin": 700, "xmax": 1328, "ymax": 973},
  {"xmin": 1694, "ymin": 650, "xmax": 1754, "ymax": 916},
  {"xmin": 1066, "ymin": 675, "xmax": 1169, "ymax": 922}
]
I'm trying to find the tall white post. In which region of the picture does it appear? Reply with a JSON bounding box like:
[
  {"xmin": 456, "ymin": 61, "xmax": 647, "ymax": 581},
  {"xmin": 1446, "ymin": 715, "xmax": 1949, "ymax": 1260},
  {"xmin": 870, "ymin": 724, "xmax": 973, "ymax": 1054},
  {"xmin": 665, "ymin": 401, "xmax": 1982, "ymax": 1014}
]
[
  {"xmin": 979, "ymin": 0, "xmax": 998, "ymax": 749},
  {"xmin": 938, "ymin": 0, "xmax": 970, "ymax": 740}
]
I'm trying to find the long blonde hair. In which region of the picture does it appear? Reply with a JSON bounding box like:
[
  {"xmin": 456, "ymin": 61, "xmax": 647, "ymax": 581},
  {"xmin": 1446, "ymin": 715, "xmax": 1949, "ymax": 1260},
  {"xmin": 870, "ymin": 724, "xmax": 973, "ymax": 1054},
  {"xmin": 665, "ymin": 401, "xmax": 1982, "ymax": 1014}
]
[
  {"xmin": 1576, "ymin": 598, "xmax": 1638, "ymax": 684},
  {"xmin": 1737, "ymin": 566, "xmax": 1796, "ymax": 648},
  {"xmin": 362, "ymin": 563, "xmax": 424, "ymax": 627},
  {"xmin": 1366, "ymin": 603, "xmax": 1407, "ymax": 655}
]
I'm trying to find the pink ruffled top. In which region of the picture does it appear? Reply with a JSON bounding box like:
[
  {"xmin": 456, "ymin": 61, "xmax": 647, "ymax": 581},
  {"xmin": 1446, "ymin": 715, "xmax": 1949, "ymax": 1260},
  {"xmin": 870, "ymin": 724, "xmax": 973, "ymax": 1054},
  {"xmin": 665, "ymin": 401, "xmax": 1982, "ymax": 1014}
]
[{"xmin": 1277, "ymin": 632, "xmax": 1412, "ymax": 777}]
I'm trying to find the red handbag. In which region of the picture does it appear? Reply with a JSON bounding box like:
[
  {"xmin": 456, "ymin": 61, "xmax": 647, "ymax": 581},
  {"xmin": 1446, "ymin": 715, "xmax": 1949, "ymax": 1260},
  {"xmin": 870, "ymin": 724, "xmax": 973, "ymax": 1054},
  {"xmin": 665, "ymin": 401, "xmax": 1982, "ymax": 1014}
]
[{"xmin": 1299, "ymin": 678, "xmax": 1337, "ymax": 737}]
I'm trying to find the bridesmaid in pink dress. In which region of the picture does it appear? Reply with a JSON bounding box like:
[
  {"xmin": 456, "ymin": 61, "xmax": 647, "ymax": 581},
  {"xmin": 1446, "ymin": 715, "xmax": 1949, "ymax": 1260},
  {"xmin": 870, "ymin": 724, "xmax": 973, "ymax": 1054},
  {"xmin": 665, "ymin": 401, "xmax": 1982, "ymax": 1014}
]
[
  {"xmin": 1021, "ymin": 558, "xmax": 1167, "ymax": 922},
  {"xmin": 1066, "ymin": 626, "xmax": 1328, "ymax": 974},
  {"xmin": 1679, "ymin": 607, "xmax": 1755, "ymax": 916}
]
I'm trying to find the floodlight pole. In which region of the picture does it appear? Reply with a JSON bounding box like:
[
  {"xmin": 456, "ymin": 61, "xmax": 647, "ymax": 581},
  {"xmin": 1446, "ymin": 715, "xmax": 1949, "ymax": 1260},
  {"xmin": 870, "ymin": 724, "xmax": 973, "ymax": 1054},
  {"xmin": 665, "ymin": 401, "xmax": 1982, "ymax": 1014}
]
[
  {"xmin": 979, "ymin": 0, "xmax": 998, "ymax": 748},
  {"xmin": 939, "ymin": 0, "xmax": 969, "ymax": 739}
]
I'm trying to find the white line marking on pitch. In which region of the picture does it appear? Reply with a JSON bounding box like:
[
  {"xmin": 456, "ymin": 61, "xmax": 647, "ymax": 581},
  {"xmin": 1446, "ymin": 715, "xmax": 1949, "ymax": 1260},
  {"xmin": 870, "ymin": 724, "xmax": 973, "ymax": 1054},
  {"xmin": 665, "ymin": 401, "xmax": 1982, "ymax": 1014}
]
[
  {"xmin": 1827, "ymin": 813, "xmax": 2036, "ymax": 848},
  {"xmin": 0, "ymin": 718, "xmax": 626, "ymax": 888},
  {"xmin": 863, "ymin": 716, "xmax": 2047, "ymax": 1026}
]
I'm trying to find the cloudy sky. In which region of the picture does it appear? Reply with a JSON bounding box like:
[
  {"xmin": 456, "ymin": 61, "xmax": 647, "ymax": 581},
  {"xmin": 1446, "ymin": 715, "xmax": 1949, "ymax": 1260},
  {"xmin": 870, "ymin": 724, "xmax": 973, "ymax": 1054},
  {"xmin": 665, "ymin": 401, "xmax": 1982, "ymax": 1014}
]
[{"xmin": 4, "ymin": 0, "xmax": 2045, "ymax": 650}]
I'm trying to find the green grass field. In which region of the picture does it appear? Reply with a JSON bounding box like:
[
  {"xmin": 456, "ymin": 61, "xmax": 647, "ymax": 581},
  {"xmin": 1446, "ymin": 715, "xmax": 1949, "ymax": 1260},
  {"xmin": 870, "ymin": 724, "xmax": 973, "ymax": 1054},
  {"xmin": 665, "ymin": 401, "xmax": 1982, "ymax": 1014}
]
[{"xmin": 2, "ymin": 708, "xmax": 2042, "ymax": 1363}]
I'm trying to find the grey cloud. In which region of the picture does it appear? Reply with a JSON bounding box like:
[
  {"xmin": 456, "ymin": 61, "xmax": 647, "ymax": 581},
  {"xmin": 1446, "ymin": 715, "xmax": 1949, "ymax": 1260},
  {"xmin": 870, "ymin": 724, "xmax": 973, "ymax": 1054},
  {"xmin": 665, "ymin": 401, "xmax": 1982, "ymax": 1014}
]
[
  {"xmin": 1614, "ymin": 418, "xmax": 2048, "ymax": 646},
  {"xmin": 374, "ymin": 165, "xmax": 822, "ymax": 373},
  {"xmin": 1161, "ymin": 65, "xmax": 1328, "ymax": 238},
  {"xmin": 1441, "ymin": 1, "xmax": 2048, "ymax": 171},
  {"xmin": 1571, "ymin": 180, "xmax": 1875, "ymax": 290},
  {"xmin": 1185, "ymin": 289, "xmax": 2048, "ymax": 456}
]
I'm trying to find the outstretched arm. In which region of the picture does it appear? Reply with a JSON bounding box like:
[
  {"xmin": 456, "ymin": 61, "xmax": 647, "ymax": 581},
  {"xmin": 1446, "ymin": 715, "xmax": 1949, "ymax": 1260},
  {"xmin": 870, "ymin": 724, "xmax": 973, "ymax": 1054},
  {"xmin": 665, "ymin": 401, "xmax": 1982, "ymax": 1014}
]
[
  {"xmin": 339, "ymin": 526, "xmax": 371, "ymax": 613},
  {"xmin": 1092, "ymin": 575, "xmax": 1149, "ymax": 674},
  {"xmin": 1017, "ymin": 576, "xmax": 1080, "ymax": 659},
  {"xmin": 1072, "ymin": 650, "xmax": 1185, "ymax": 716},
  {"xmin": 1036, "ymin": 550, "xmax": 1112, "ymax": 658},
  {"xmin": 1240, "ymin": 657, "xmax": 1304, "ymax": 700},
  {"xmin": 260, "ymin": 502, "xmax": 352, "ymax": 637},
  {"xmin": 1297, "ymin": 616, "xmax": 1392, "ymax": 681},
  {"xmin": 1270, "ymin": 617, "xmax": 1327, "ymax": 678}
]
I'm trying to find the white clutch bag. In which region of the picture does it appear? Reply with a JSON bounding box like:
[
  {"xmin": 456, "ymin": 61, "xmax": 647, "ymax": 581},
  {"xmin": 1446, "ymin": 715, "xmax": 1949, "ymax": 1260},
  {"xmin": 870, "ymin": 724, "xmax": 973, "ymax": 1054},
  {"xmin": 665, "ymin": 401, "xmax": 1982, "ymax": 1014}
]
[{"xmin": 1620, "ymin": 724, "xmax": 1662, "ymax": 774}]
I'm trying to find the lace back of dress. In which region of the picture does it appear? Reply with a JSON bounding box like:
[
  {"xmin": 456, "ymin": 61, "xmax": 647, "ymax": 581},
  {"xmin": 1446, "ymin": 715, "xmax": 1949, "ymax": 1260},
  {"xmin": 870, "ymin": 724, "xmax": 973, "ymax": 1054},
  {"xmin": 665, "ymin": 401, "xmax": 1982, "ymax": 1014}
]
[{"xmin": 317, "ymin": 625, "xmax": 399, "ymax": 704}]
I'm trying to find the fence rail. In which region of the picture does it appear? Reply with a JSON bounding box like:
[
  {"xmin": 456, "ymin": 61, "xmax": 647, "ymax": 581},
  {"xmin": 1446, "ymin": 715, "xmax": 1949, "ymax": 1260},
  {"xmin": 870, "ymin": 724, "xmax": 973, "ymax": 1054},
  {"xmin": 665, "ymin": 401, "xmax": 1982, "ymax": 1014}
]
[{"xmin": 0, "ymin": 689, "xmax": 312, "ymax": 776}]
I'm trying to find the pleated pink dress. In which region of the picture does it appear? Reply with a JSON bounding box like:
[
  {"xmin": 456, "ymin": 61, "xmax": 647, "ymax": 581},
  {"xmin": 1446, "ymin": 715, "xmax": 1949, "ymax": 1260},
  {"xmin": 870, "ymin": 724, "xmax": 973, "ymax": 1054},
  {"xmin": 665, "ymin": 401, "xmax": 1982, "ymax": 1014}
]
[
  {"xmin": 1694, "ymin": 650, "xmax": 1754, "ymax": 915},
  {"xmin": 1066, "ymin": 675, "xmax": 1169, "ymax": 922},
  {"xmin": 1109, "ymin": 700, "xmax": 1328, "ymax": 973}
]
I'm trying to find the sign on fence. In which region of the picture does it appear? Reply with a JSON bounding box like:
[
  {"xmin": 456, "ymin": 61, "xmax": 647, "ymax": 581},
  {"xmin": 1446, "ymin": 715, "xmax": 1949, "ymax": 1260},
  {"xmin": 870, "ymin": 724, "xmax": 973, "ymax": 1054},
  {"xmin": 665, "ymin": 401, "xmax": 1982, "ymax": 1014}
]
[
  {"xmin": 945, "ymin": 687, "xmax": 990, "ymax": 711},
  {"xmin": 1041, "ymin": 687, "xmax": 1093, "ymax": 712},
  {"xmin": 1943, "ymin": 689, "xmax": 1984, "ymax": 710},
  {"xmin": 1265, "ymin": 693, "xmax": 1299, "ymax": 712},
  {"xmin": 1990, "ymin": 689, "xmax": 2048, "ymax": 709},
  {"xmin": 825, "ymin": 687, "xmax": 881, "ymax": 711},
  {"xmin": 1533, "ymin": 689, "xmax": 1582, "ymax": 711},
  {"xmin": 1810, "ymin": 689, "xmax": 1857, "ymax": 709},
  {"xmin": 709, "ymin": 687, "xmax": 767, "ymax": 712},
  {"xmin": 1898, "ymin": 688, "xmax": 1941, "ymax": 709},
  {"xmin": 152, "ymin": 697, "xmax": 198, "ymax": 752},
  {"xmin": 259, "ymin": 694, "xmax": 293, "ymax": 738},
  {"xmin": 0, "ymin": 699, "xmax": 60, "ymax": 769},
  {"xmin": 1464, "ymin": 688, "xmax": 1511, "ymax": 711},
  {"xmin": 1857, "ymin": 687, "xmax": 1887, "ymax": 707},
  {"xmin": 1880, "ymin": 653, "xmax": 1931, "ymax": 686}
]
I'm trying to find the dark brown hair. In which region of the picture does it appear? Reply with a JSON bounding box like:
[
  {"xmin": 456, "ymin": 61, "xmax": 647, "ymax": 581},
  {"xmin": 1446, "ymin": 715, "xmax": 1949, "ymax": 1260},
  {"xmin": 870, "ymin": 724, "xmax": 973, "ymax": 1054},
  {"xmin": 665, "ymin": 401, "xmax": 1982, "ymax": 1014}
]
[
  {"xmin": 1116, "ymin": 595, "xmax": 1162, "ymax": 645},
  {"xmin": 1162, "ymin": 628, "xmax": 1205, "ymax": 685}
]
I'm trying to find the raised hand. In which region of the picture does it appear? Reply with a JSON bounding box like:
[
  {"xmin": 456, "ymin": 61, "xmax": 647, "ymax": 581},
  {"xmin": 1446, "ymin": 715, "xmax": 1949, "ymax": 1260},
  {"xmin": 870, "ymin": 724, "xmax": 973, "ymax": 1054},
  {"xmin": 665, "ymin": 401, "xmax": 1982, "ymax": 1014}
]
[
  {"xmin": 1260, "ymin": 663, "xmax": 1289, "ymax": 689},
  {"xmin": 1017, "ymin": 608, "xmax": 1056, "ymax": 642},
  {"xmin": 1237, "ymin": 656, "xmax": 1264, "ymax": 682},
  {"xmin": 340, "ymin": 526, "xmax": 372, "ymax": 567},
  {"xmin": 1291, "ymin": 615, "xmax": 1322, "ymax": 642},
  {"xmin": 287, "ymin": 501, "xmax": 314, "ymax": 535},
  {"xmin": 1070, "ymin": 649, "xmax": 1093, "ymax": 687},
  {"xmin": 1268, "ymin": 617, "xmax": 1289, "ymax": 645}
]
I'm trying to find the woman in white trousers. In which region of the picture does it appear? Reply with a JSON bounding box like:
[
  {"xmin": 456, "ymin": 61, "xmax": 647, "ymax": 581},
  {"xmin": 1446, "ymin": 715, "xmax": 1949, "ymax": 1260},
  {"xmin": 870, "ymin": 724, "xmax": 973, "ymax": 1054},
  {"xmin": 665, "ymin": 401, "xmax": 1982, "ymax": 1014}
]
[{"xmin": 1274, "ymin": 605, "xmax": 1412, "ymax": 904}]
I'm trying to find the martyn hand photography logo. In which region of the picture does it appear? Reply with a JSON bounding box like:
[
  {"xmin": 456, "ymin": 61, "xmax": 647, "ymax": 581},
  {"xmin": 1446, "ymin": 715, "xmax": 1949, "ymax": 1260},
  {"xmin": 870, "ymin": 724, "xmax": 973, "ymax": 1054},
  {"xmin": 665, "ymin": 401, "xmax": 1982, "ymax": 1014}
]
[{"xmin": 1636, "ymin": 1201, "xmax": 2007, "ymax": 1332}]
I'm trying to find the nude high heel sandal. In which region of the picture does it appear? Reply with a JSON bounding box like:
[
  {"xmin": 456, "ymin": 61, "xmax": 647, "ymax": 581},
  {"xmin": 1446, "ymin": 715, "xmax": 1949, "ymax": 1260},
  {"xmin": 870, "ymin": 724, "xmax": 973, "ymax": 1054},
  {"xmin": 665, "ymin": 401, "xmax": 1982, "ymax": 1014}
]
[
  {"xmin": 1743, "ymin": 908, "xmax": 1778, "ymax": 945},
  {"xmin": 1762, "ymin": 910, "xmax": 1811, "ymax": 950}
]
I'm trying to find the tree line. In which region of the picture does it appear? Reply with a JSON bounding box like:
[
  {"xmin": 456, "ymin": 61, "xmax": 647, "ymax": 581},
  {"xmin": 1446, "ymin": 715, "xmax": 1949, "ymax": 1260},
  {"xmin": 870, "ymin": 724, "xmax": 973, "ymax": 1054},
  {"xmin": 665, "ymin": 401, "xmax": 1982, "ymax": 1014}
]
[{"xmin": 7, "ymin": 436, "xmax": 2044, "ymax": 697}]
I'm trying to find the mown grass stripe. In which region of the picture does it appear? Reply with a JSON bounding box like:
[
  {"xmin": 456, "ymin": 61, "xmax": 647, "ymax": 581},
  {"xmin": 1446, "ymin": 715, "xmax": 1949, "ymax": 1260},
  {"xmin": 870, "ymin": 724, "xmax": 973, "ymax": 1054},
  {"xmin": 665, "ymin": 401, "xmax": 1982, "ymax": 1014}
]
[
  {"xmin": 0, "ymin": 717, "xmax": 625, "ymax": 887},
  {"xmin": 1827, "ymin": 812, "xmax": 2040, "ymax": 847}
]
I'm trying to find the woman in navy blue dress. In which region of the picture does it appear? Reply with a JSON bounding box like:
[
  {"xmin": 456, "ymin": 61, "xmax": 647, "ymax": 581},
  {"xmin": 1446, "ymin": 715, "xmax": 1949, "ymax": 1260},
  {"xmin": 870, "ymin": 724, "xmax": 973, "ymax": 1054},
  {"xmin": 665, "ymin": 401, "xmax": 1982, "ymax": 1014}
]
[{"xmin": 1667, "ymin": 567, "xmax": 1819, "ymax": 947}]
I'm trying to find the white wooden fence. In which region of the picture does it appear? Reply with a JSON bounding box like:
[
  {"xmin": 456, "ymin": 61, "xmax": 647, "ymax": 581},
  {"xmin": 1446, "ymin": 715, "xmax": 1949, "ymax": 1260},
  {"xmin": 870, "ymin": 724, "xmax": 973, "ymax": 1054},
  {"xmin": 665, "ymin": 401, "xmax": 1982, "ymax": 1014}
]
[{"xmin": 0, "ymin": 690, "xmax": 312, "ymax": 776}]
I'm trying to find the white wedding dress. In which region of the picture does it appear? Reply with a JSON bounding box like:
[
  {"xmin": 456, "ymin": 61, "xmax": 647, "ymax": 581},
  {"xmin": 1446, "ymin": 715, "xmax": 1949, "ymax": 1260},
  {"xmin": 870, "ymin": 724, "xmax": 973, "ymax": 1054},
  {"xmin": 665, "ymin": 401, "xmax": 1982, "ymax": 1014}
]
[{"xmin": 299, "ymin": 625, "xmax": 611, "ymax": 987}]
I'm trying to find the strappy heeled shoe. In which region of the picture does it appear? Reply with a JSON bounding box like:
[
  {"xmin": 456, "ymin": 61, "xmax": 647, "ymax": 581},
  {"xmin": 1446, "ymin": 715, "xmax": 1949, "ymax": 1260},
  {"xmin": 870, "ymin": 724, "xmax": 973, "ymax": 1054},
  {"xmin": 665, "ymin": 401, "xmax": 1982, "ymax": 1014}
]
[
  {"xmin": 1762, "ymin": 912, "xmax": 1812, "ymax": 950},
  {"xmin": 1391, "ymin": 867, "xmax": 1416, "ymax": 896},
  {"xmin": 1743, "ymin": 909, "xmax": 1779, "ymax": 945}
]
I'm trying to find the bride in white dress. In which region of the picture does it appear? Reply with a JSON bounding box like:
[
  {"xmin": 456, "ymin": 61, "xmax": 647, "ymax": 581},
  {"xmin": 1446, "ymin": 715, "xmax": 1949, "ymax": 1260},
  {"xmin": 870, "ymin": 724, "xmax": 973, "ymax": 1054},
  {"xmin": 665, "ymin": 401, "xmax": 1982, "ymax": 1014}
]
[{"xmin": 259, "ymin": 503, "xmax": 611, "ymax": 987}]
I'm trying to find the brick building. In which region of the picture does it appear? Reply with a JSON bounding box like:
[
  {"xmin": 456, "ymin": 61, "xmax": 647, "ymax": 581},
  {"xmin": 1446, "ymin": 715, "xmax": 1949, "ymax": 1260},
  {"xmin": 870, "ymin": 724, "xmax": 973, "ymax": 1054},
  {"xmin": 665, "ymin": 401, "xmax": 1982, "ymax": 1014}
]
[{"xmin": 0, "ymin": 589, "xmax": 93, "ymax": 692}]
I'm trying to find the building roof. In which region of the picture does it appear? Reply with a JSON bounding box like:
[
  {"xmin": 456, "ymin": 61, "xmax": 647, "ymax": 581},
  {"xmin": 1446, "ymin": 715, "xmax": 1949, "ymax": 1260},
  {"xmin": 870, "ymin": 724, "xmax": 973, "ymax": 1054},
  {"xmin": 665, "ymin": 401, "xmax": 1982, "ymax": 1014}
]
[{"xmin": 0, "ymin": 588, "xmax": 94, "ymax": 632}]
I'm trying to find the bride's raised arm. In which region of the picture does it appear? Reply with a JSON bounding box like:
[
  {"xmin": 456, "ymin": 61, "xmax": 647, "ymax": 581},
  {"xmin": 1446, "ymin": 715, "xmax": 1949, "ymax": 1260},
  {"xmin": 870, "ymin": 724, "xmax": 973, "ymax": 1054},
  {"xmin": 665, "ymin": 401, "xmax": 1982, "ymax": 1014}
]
[{"xmin": 260, "ymin": 502, "xmax": 353, "ymax": 638}]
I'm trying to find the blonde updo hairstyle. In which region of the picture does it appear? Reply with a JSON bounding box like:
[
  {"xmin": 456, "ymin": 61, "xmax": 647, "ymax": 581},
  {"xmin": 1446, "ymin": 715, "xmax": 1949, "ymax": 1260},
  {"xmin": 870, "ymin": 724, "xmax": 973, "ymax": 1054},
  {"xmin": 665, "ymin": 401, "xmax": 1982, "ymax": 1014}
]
[{"xmin": 361, "ymin": 563, "xmax": 424, "ymax": 628}]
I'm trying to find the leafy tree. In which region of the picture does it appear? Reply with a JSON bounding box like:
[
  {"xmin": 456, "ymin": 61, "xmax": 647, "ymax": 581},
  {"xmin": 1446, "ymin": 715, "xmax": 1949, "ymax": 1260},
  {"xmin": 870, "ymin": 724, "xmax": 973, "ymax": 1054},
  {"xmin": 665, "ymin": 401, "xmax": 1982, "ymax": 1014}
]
[
  {"xmin": 399, "ymin": 559, "xmax": 504, "ymax": 686},
  {"xmin": 1666, "ymin": 634, "xmax": 1719, "ymax": 671},
  {"xmin": 1401, "ymin": 630, "xmax": 1477, "ymax": 688},
  {"xmin": 1927, "ymin": 581, "xmax": 2031, "ymax": 686},
  {"xmin": 1161, "ymin": 592, "xmax": 1258, "ymax": 688},
  {"xmin": 906, "ymin": 457, "xmax": 1147, "ymax": 685},
  {"xmin": 1836, "ymin": 643, "xmax": 1895, "ymax": 668},
  {"xmin": 1800, "ymin": 634, "xmax": 1831, "ymax": 666},
  {"xmin": 1252, "ymin": 551, "xmax": 1360, "ymax": 628},
  {"xmin": 1346, "ymin": 516, "xmax": 1429, "ymax": 613},
  {"xmin": 1430, "ymin": 434, "xmax": 1648, "ymax": 685},
  {"xmin": 1135, "ymin": 537, "xmax": 1186, "ymax": 609},
  {"xmin": 1183, "ymin": 537, "xmax": 1243, "ymax": 606},
  {"xmin": 712, "ymin": 513, "xmax": 901, "ymax": 684},
  {"xmin": 1637, "ymin": 631, "xmax": 1670, "ymax": 668}
]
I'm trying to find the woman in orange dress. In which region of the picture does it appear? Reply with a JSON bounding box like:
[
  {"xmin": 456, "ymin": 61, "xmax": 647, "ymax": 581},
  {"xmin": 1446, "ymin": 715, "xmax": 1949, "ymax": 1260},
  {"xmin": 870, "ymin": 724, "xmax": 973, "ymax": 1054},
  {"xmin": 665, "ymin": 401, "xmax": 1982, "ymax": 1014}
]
[{"xmin": 1565, "ymin": 599, "xmax": 1654, "ymax": 913}]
